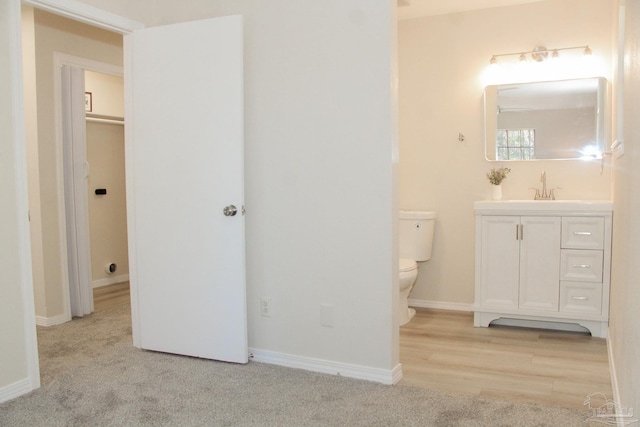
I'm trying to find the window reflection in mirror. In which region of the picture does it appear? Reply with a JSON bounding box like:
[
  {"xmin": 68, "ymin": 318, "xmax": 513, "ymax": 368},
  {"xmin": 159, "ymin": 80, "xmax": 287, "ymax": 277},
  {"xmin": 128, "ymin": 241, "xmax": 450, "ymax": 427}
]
[{"xmin": 484, "ymin": 77, "xmax": 607, "ymax": 161}]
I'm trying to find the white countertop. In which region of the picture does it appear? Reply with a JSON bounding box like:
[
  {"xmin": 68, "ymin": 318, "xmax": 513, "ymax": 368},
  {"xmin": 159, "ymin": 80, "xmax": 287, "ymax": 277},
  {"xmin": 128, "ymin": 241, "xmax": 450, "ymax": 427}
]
[{"xmin": 474, "ymin": 200, "xmax": 613, "ymax": 212}]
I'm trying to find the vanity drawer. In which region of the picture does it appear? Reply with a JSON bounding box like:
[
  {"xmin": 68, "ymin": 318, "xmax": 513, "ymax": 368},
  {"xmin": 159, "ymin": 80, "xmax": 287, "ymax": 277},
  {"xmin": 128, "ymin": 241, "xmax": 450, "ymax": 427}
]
[
  {"xmin": 561, "ymin": 217, "xmax": 604, "ymax": 250},
  {"xmin": 560, "ymin": 250, "xmax": 603, "ymax": 282},
  {"xmin": 560, "ymin": 281, "xmax": 602, "ymax": 314}
]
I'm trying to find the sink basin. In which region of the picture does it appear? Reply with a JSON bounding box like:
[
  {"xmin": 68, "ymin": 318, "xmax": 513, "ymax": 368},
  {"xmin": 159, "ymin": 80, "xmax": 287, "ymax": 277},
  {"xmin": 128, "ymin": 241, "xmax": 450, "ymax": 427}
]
[{"xmin": 474, "ymin": 200, "xmax": 613, "ymax": 212}]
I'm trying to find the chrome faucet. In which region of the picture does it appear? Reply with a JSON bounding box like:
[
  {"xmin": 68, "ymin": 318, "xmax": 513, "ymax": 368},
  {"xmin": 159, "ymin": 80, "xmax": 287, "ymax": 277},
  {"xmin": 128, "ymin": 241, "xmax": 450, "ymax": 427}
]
[{"xmin": 529, "ymin": 170, "xmax": 558, "ymax": 200}]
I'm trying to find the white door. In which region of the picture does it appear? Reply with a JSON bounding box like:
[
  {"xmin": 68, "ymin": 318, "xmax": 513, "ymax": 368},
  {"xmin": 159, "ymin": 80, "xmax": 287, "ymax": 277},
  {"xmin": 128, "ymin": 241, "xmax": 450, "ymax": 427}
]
[
  {"xmin": 127, "ymin": 16, "xmax": 247, "ymax": 363},
  {"xmin": 61, "ymin": 64, "xmax": 94, "ymax": 318}
]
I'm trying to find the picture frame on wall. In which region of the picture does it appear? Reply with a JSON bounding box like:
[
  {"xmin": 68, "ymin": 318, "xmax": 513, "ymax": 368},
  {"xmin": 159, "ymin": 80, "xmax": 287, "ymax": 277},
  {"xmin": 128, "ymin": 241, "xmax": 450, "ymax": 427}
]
[{"xmin": 85, "ymin": 92, "xmax": 92, "ymax": 112}]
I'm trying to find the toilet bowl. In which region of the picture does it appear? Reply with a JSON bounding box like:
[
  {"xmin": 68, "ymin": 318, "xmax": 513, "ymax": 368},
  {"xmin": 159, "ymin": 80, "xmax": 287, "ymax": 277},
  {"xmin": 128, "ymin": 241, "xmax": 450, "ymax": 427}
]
[
  {"xmin": 398, "ymin": 210, "xmax": 436, "ymax": 326},
  {"xmin": 399, "ymin": 258, "xmax": 418, "ymax": 326}
]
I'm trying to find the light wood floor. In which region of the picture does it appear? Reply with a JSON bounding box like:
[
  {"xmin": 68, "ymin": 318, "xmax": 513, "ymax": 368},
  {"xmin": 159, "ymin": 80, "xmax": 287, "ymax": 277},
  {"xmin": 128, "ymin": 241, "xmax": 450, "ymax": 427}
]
[
  {"xmin": 400, "ymin": 308, "xmax": 612, "ymax": 410},
  {"xmin": 92, "ymin": 284, "xmax": 611, "ymax": 410},
  {"xmin": 93, "ymin": 281, "xmax": 130, "ymax": 312}
]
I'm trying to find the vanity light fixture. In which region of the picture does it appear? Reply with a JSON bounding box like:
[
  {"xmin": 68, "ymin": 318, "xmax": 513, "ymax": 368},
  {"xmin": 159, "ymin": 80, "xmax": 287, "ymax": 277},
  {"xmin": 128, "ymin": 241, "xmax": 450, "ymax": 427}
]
[{"xmin": 489, "ymin": 45, "xmax": 593, "ymax": 64}]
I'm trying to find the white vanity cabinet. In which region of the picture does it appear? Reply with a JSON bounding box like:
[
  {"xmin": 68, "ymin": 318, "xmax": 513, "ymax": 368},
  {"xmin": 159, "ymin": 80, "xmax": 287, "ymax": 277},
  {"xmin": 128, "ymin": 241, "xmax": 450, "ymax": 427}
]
[{"xmin": 474, "ymin": 201, "xmax": 612, "ymax": 338}]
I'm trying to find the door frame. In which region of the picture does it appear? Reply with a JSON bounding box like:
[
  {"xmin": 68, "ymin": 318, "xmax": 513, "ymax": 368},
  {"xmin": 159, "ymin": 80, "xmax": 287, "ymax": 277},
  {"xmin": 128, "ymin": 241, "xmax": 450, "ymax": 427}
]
[
  {"xmin": 53, "ymin": 53, "xmax": 124, "ymax": 321},
  {"xmin": 25, "ymin": 0, "xmax": 248, "ymax": 361},
  {"xmin": 23, "ymin": 0, "xmax": 249, "ymax": 371},
  {"xmin": 22, "ymin": 0, "xmax": 143, "ymax": 34},
  {"xmin": 16, "ymin": 0, "xmax": 143, "ymax": 396}
]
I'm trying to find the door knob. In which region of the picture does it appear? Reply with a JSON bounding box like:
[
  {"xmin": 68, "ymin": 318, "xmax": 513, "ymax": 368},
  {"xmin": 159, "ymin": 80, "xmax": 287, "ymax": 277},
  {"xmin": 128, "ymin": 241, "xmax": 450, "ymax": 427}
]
[{"xmin": 223, "ymin": 205, "xmax": 238, "ymax": 217}]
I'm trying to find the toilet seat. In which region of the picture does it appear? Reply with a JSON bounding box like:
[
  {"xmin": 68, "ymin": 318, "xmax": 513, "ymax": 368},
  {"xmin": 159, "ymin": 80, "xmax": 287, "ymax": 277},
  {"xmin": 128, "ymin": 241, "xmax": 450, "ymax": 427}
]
[{"xmin": 399, "ymin": 258, "xmax": 417, "ymax": 272}]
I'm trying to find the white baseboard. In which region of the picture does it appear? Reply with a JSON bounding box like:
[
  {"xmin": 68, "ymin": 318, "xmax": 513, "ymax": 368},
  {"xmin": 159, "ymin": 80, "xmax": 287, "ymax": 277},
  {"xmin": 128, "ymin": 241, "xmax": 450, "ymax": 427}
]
[
  {"xmin": 607, "ymin": 331, "xmax": 621, "ymax": 404},
  {"xmin": 390, "ymin": 363, "xmax": 403, "ymax": 384},
  {"xmin": 0, "ymin": 378, "xmax": 35, "ymax": 404},
  {"xmin": 249, "ymin": 348, "xmax": 402, "ymax": 385},
  {"xmin": 35, "ymin": 312, "xmax": 70, "ymax": 327},
  {"xmin": 408, "ymin": 298, "xmax": 473, "ymax": 312},
  {"xmin": 92, "ymin": 274, "xmax": 129, "ymax": 289}
]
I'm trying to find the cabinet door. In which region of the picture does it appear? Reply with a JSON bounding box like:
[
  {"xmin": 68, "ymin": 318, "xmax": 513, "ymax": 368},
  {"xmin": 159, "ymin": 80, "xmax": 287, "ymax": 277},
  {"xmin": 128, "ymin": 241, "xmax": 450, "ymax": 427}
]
[
  {"xmin": 519, "ymin": 216, "xmax": 561, "ymax": 311},
  {"xmin": 480, "ymin": 216, "xmax": 520, "ymax": 309}
]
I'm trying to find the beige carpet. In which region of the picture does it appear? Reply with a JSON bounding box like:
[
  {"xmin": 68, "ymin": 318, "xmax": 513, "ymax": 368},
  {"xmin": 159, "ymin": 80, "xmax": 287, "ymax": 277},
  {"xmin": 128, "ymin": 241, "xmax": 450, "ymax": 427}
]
[{"xmin": 0, "ymin": 304, "xmax": 590, "ymax": 426}]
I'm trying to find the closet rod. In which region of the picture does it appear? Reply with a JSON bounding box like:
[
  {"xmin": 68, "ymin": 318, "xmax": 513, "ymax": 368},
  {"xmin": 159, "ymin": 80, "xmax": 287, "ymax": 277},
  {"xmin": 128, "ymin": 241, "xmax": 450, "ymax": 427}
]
[{"xmin": 86, "ymin": 113, "xmax": 124, "ymax": 126}]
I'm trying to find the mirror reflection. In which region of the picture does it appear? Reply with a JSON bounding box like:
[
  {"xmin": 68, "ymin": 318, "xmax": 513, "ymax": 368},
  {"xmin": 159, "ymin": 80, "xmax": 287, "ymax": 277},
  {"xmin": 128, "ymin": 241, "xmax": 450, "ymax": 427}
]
[{"xmin": 484, "ymin": 77, "xmax": 607, "ymax": 161}]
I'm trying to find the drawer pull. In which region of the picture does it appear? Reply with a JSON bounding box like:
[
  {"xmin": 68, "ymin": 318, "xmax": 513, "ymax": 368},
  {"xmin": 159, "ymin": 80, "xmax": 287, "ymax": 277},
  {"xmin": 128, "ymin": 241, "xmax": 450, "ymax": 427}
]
[
  {"xmin": 573, "ymin": 231, "xmax": 592, "ymax": 236},
  {"xmin": 572, "ymin": 264, "xmax": 591, "ymax": 269},
  {"xmin": 572, "ymin": 296, "xmax": 589, "ymax": 301}
]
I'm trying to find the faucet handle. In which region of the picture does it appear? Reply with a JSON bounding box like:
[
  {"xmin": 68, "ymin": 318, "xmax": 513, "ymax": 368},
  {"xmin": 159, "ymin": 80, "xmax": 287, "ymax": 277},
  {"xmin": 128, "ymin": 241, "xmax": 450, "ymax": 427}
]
[
  {"xmin": 549, "ymin": 187, "xmax": 561, "ymax": 200},
  {"xmin": 528, "ymin": 187, "xmax": 540, "ymax": 200}
]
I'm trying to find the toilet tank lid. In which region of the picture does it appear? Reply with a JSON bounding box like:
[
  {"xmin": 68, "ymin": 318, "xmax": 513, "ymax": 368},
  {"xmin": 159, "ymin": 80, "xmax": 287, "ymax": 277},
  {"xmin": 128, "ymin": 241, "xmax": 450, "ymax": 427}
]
[{"xmin": 399, "ymin": 210, "xmax": 436, "ymax": 220}]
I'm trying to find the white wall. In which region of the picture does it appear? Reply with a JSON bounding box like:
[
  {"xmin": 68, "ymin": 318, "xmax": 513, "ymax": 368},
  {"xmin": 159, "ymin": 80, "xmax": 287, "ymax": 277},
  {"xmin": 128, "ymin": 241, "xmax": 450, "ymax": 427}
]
[
  {"xmin": 399, "ymin": 0, "xmax": 615, "ymax": 307},
  {"xmin": 610, "ymin": 0, "xmax": 640, "ymax": 416},
  {"xmin": 0, "ymin": 0, "xmax": 39, "ymax": 402},
  {"xmin": 85, "ymin": 70, "xmax": 124, "ymax": 117},
  {"xmin": 85, "ymin": 71, "xmax": 128, "ymax": 287},
  {"xmin": 86, "ymin": 121, "xmax": 128, "ymax": 286}
]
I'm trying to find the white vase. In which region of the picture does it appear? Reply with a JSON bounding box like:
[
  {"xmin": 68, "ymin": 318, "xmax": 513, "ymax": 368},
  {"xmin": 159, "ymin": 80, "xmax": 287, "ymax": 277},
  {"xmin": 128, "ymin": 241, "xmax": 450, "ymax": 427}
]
[{"xmin": 492, "ymin": 184, "xmax": 502, "ymax": 201}]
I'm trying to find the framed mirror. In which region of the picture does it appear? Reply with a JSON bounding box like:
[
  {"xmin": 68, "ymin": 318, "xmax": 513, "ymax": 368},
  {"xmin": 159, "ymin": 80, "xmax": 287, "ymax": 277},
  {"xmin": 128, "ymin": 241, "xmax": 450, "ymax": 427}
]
[{"xmin": 484, "ymin": 77, "xmax": 607, "ymax": 161}]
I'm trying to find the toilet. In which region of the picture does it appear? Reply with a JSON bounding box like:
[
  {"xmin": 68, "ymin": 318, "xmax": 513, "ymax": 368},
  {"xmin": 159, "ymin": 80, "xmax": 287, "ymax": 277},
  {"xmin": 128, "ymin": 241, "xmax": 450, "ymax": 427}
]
[{"xmin": 399, "ymin": 210, "xmax": 436, "ymax": 326}]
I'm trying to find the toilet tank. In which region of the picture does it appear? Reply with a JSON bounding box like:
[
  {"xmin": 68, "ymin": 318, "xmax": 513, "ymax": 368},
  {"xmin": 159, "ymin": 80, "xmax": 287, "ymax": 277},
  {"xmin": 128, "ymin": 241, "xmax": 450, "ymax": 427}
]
[{"xmin": 399, "ymin": 210, "xmax": 436, "ymax": 261}]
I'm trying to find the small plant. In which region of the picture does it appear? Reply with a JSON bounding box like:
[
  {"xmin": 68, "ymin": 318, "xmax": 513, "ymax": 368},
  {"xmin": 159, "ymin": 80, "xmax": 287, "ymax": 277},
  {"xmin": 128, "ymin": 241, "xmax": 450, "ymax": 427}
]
[{"xmin": 487, "ymin": 167, "xmax": 511, "ymax": 185}]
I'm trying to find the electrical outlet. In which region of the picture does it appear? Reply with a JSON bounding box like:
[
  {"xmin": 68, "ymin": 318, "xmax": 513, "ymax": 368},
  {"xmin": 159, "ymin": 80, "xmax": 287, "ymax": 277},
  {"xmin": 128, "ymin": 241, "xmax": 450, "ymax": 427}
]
[{"xmin": 260, "ymin": 297, "xmax": 272, "ymax": 317}]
